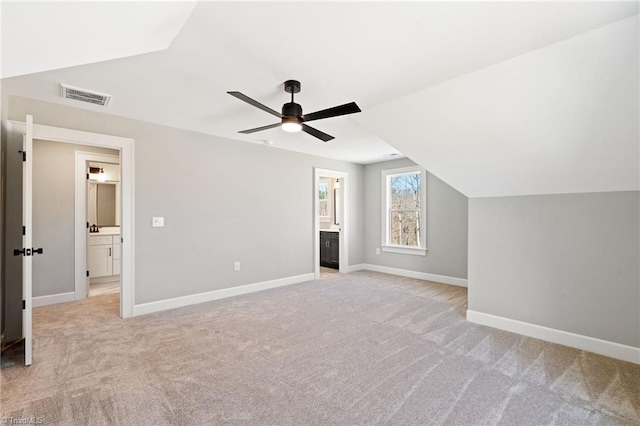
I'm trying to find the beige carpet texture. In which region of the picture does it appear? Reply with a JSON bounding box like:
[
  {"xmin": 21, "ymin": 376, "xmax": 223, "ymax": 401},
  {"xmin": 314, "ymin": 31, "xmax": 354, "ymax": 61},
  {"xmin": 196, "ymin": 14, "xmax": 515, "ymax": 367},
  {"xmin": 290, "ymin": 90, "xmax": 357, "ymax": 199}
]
[{"xmin": 1, "ymin": 271, "xmax": 639, "ymax": 425}]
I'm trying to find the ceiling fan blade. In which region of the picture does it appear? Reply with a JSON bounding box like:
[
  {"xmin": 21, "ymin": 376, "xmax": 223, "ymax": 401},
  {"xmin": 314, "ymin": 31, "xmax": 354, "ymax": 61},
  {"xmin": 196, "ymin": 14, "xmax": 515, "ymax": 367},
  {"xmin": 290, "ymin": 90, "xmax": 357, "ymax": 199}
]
[
  {"xmin": 302, "ymin": 124, "xmax": 334, "ymax": 142},
  {"xmin": 238, "ymin": 123, "xmax": 281, "ymax": 134},
  {"xmin": 302, "ymin": 102, "xmax": 361, "ymax": 122},
  {"xmin": 228, "ymin": 91, "xmax": 282, "ymax": 118}
]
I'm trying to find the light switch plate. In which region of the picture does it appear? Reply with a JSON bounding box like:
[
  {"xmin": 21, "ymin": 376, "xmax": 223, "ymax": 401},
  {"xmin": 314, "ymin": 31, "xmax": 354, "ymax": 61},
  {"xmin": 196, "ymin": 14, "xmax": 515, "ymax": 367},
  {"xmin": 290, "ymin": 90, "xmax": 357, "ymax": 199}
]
[{"xmin": 152, "ymin": 217, "xmax": 164, "ymax": 227}]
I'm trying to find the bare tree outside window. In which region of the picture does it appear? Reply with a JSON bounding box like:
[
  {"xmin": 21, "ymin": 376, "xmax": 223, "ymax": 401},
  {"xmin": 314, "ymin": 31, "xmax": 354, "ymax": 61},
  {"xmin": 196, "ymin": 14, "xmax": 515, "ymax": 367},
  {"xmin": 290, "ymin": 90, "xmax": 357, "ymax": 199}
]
[{"xmin": 389, "ymin": 173, "xmax": 421, "ymax": 247}]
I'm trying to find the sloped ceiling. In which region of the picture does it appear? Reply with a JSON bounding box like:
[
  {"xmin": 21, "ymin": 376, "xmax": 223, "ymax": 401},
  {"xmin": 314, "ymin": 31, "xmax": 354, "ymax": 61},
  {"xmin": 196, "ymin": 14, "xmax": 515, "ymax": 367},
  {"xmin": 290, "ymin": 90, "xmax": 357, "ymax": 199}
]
[
  {"xmin": 0, "ymin": 1, "xmax": 197, "ymax": 78},
  {"xmin": 355, "ymin": 16, "xmax": 639, "ymax": 197},
  {"xmin": 2, "ymin": 1, "xmax": 638, "ymax": 190}
]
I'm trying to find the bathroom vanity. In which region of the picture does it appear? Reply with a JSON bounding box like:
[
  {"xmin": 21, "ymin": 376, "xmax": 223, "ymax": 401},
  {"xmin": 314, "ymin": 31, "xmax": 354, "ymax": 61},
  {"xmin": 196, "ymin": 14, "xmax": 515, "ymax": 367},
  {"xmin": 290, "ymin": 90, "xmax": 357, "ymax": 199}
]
[
  {"xmin": 88, "ymin": 228, "xmax": 121, "ymax": 279},
  {"xmin": 319, "ymin": 230, "xmax": 339, "ymax": 269}
]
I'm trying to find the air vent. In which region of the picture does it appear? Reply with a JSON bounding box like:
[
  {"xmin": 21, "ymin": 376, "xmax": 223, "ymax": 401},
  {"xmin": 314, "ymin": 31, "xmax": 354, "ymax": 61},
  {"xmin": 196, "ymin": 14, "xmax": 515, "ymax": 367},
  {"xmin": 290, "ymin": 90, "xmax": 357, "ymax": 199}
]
[{"xmin": 60, "ymin": 84, "xmax": 111, "ymax": 106}]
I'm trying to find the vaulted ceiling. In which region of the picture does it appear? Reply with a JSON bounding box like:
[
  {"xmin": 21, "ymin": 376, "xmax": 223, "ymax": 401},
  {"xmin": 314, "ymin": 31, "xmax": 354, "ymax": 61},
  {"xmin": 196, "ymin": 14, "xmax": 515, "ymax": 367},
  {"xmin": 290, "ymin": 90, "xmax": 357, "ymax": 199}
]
[{"xmin": 2, "ymin": 1, "xmax": 638, "ymax": 196}]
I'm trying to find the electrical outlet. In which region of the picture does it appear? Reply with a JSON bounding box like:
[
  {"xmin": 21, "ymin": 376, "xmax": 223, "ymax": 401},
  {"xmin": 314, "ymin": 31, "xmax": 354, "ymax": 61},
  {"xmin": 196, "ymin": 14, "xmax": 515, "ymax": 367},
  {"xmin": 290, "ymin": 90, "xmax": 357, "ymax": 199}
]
[
  {"xmin": 376, "ymin": 248, "xmax": 381, "ymax": 255},
  {"xmin": 152, "ymin": 217, "xmax": 164, "ymax": 227},
  {"xmin": 234, "ymin": 261, "xmax": 240, "ymax": 271}
]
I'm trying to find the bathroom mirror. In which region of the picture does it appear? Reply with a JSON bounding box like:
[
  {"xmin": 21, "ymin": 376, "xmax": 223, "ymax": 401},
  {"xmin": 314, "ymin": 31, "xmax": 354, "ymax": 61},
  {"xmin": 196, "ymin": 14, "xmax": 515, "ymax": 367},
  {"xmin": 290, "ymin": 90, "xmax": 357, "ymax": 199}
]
[{"xmin": 88, "ymin": 182, "xmax": 120, "ymax": 227}]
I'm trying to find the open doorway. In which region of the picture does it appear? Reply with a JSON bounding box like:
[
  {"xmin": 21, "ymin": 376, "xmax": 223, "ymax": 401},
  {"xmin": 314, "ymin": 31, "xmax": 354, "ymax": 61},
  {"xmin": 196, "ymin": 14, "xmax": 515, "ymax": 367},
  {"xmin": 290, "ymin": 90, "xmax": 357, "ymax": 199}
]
[
  {"xmin": 314, "ymin": 168, "xmax": 348, "ymax": 279},
  {"xmin": 9, "ymin": 118, "xmax": 135, "ymax": 320},
  {"xmin": 85, "ymin": 159, "xmax": 121, "ymax": 298},
  {"xmin": 4, "ymin": 117, "xmax": 134, "ymax": 367}
]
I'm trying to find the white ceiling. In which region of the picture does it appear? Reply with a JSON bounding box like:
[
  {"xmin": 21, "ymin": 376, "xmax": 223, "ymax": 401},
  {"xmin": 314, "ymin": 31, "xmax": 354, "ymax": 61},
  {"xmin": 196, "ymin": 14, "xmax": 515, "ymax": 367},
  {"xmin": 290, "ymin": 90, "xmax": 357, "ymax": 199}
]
[
  {"xmin": 2, "ymin": 1, "xmax": 638, "ymax": 185},
  {"xmin": 0, "ymin": 1, "xmax": 197, "ymax": 78}
]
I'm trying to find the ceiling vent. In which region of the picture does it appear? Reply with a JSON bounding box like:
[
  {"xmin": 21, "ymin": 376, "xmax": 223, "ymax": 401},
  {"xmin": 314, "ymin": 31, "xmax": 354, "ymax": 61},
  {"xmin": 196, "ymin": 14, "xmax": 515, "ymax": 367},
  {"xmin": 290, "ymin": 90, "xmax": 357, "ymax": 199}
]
[{"xmin": 60, "ymin": 84, "xmax": 111, "ymax": 106}]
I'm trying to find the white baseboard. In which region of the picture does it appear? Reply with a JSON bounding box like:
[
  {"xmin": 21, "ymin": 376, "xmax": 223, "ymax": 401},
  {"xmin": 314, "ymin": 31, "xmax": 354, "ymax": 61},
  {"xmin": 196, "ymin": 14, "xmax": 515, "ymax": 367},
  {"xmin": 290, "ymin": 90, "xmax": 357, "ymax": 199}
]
[
  {"xmin": 467, "ymin": 310, "xmax": 640, "ymax": 365},
  {"xmin": 359, "ymin": 264, "xmax": 467, "ymax": 287},
  {"xmin": 348, "ymin": 263, "xmax": 366, "ymax": 272},
  {"xmin": 32, "ymin": 292, "xmax": 75, "ymax": 307},
  {"xmin": 133, "ymin": 273, "xmax": 315, "ymax": 316},
  {"xmin": 90, "ymin": 275, "xmax": 120, "ymax": 285}
]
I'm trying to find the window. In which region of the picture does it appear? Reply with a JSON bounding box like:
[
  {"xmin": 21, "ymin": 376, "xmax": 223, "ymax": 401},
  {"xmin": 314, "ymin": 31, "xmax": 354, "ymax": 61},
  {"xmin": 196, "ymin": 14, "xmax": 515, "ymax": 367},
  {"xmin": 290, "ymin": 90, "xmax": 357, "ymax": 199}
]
[
  {"xmin": 318, "ymin": 181, "xmax": 330, "ymax": 220},
  {"xmin": 381, "ymin": 166, "xmax": 427, "ymax": 255}
]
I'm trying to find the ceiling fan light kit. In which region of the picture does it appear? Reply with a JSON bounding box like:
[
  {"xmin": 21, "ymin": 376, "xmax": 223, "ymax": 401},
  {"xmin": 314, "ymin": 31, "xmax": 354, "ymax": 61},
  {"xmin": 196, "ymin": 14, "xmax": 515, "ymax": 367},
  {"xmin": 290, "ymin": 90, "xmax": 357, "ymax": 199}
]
[
  {"xmin": 227, "ymin": 79, "xmax": 361, "ymax": 142},
  {"xmin": 281, "ymin": 117, "xmax": 302, "ymax": 133}
]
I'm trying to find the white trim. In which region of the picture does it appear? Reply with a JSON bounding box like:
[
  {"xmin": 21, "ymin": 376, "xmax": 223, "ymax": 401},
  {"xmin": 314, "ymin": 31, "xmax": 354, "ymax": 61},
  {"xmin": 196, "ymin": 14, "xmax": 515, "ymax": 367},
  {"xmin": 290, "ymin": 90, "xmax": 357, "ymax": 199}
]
[
  {"xmin": 23, "ymin": 115, "xmax": 33, "ymax": 366},
  {"xmin": 89, "ymin": 275, "xmax": 120, "ymax": 285},
  {"xmin": 10, "ymin": 120, "xmax": 132, "ymax": 148},
  {"xmin": 381, "ymin": 245, "xmax": 427, "ymax": 256},
  {"xmin": 134, "ymin": 273, "xmax": 315, "ymax": 316},
  {"xmin": 466, "ymin": 310, "xmax": 640, "ymax": 365},
  {"xmin": 348, "ymin": 263, "xmax": 366, "ymax": 272},
  {"xmin": 32, "ymin": 292, "xmax": 75, "ymax": 308},
  {"xmin": 75, "ymin": 152, "xmax": 119, "ymax": 302},
  {"xmin": 11, "ymin": 119, "xmax": 135, "ymax": 319},
  {"xmin": 381, "ymin": 165, "xmax": 427, "ymax": 252},
  {"xmin": 314, "ymin": 168, "xmax": 349, "ymax": 279},
  {"xmin": 360, "ymin": 264, "xmax": 468, "ymax": 287}
]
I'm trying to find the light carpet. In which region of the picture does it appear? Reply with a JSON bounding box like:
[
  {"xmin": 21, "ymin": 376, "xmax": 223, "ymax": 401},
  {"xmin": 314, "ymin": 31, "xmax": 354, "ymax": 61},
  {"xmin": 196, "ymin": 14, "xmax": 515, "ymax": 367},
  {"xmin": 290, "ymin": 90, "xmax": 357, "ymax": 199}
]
[{"xmin": 1, "ymin": 271, "xmax": 639, "ymax": 425}]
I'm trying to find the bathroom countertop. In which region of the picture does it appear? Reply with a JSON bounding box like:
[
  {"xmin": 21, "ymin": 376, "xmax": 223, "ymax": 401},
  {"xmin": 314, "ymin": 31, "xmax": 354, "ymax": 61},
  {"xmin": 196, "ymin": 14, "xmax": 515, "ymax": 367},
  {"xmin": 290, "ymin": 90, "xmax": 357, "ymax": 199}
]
[{"xmin": 89, "ymin": 228, "xmax": 120, "ymax": 236}]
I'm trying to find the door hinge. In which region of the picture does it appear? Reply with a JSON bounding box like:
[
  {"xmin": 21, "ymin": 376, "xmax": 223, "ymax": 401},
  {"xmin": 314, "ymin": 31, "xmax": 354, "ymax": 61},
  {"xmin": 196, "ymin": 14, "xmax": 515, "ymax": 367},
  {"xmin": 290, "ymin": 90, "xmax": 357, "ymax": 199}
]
[
  {"xmin": 19, "ymin": 150, "xmax": 26, "ymax": 161},
  {"xmin": 86, "ymin": 173, "xmax": 90, "ymax": 180},
  {"xmin": 22, "ymin": 300, "xmax": 26, "ymax": 310},
  {"xmin": 86, "ymin": 270, "xmax": 90, "ymax": 277},
  {"xmin": 22, "ymin": 226, "xmax": 26, "ymax": 236},
  {"xmin": 86, "ymin": 222, "xmax": 89, "ymax": 229}
]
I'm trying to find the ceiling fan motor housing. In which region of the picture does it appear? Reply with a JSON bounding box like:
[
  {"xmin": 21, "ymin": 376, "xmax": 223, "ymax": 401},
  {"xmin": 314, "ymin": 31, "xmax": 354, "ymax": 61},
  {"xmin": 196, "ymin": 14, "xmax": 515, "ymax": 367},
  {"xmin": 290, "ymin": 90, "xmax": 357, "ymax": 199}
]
[
  {"xmin": 283, "ymin": 80, "xmax": 303, "ymax": 124},
  {"xmin": 282, "ymin": 102, "xmax": 302, "ymax": 120}
]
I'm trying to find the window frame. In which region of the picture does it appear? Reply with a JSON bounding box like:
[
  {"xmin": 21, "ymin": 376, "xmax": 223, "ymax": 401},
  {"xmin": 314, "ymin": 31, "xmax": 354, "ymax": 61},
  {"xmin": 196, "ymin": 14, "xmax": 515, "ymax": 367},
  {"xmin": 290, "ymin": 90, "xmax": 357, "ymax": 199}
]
[{"xmin": 381, "ymin": 166, "xmax": 427, "ymax": 256}]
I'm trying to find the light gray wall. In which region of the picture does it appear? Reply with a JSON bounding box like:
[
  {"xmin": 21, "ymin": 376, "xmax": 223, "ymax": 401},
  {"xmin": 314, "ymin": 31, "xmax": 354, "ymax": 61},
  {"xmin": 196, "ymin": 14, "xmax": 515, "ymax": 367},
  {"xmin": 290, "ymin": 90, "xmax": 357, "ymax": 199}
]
[
  {"xmin": 468, "ymin": 192, "xmax": 640, "ymax": 348},
  {"xmin": 33, "ymin": 139, "xmax": 118, "ymax": 297},
  {"xmin": 363, "ymin": 158, "xmax": 468, "ymax": 279},
  {"xmin": 8, "ymin": 96, "xmax": 365, "ymax": 305}
]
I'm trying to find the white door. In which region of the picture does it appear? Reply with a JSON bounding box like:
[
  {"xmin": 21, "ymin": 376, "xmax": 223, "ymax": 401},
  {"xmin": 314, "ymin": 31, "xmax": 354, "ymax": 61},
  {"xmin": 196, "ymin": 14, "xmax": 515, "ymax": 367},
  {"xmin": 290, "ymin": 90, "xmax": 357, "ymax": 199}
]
[{"xmin": 22, "ymin": 115, "xmax": 34, "ymax": 366}]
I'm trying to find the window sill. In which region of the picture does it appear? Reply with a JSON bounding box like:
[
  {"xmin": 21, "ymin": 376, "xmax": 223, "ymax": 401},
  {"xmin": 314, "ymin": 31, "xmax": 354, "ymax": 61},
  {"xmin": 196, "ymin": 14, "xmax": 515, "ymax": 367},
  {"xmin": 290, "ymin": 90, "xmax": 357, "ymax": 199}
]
[{"xmin": 381, "ymin": 246, "xmax": 428, "ymax": 256}]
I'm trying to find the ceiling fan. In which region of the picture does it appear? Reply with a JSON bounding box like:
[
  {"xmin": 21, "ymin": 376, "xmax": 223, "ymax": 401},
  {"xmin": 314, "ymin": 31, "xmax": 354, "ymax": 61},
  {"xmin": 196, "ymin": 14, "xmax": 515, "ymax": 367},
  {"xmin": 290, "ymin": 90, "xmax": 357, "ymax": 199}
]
[{"xmin": 227, "ymin": 80, "xmax": 361, "ymax": 142}]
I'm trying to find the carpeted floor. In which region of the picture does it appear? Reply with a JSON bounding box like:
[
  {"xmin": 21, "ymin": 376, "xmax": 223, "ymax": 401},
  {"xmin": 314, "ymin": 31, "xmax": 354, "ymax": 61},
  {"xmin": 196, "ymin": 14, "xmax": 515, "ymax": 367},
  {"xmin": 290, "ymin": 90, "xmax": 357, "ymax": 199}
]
[{"xmin": 1, "ymin": 271, "xmax": 639, "ymax": 425}]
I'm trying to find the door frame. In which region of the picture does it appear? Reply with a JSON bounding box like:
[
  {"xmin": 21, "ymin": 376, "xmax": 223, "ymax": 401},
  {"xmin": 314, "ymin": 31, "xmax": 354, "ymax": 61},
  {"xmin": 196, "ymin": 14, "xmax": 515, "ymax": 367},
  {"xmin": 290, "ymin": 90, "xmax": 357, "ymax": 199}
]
[
  {"xmin": 314, "ymin": 168, "xmax": 348, "ymax": 279},
  {"xmin": 9, "ymin": 120, "xmax": 135, "ymax": 318},
  {"xmin": 75, "ymin": 152, "xmax": 120, "ymax": 300}
]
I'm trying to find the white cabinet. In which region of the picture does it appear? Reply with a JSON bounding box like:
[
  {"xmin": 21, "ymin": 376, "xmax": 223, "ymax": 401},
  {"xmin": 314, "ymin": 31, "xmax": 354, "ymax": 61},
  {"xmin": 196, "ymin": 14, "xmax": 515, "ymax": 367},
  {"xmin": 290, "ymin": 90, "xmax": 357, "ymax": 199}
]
[{"xmin": 88, "ymin": 234, "xmax": 120, "ymax": 278}]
